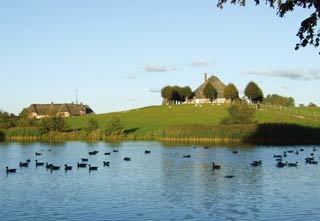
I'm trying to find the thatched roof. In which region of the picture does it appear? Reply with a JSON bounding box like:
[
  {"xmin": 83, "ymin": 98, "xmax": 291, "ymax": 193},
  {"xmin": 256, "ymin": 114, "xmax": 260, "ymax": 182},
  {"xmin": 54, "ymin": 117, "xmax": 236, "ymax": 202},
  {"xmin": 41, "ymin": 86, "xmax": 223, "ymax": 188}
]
[
  {"xmin": 27, "ymin": 103, "xmax": 94, "ymax": 116},
  {"xmin": 194, "ymin": 75, "xmax": 226, "ymax": 99}
]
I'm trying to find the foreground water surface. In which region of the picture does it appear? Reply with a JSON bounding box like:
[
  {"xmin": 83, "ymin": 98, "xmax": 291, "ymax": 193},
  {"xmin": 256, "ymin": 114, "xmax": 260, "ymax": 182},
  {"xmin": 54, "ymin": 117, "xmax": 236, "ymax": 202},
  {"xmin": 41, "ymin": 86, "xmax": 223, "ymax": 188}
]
[{"xmin": 0, "ymin": 141, "xmax": 320, "ymax": 221}]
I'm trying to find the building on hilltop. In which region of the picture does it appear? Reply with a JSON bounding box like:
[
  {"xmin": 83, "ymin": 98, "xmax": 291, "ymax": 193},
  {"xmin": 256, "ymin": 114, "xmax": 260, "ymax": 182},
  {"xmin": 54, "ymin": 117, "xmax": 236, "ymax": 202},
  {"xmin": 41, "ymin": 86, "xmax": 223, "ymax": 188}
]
[
  {"xmin": 26, "ymin": 103, "xmax": 95, "ymax": 119},
  {"xmin": 193, "ymin": 73, "xmax": 226, "ymax": 104}
]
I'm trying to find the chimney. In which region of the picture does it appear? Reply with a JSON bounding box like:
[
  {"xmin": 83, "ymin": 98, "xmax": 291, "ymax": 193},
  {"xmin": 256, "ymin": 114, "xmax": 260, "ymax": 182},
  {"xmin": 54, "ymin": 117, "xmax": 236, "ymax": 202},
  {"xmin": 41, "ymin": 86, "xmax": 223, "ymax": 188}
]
[{"xmin": 204, "ymin": 73, "xmax": 208, "ymax": 83}]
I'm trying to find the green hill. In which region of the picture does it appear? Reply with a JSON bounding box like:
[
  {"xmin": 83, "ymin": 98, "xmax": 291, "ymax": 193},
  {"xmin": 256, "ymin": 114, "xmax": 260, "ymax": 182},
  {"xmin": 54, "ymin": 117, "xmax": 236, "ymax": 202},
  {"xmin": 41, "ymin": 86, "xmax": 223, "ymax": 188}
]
[{"xmin": 66, "ymin": 104, "xmax": 320, "ymax": 143}]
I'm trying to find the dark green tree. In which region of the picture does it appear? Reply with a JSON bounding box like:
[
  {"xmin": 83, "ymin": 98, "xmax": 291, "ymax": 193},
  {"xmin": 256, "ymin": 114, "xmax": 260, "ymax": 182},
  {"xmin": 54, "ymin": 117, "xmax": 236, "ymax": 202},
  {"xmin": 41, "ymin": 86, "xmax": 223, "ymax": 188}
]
[
  {"xmin": 161, "ymin": 86, "xmax": 174, "ymax": 104},
  {"xmin": 105, "ymin": 115, "xmax": 124, "ymax": 136},
  {"xmin": 224, "ymin": 83, "xmax": 239, "ymax": 101},
  {"xmin": 172, "ymin": 86, "xmax": 182, "ymax": 103},
  {"xmin": 217, "ymin": 0, "xmax": 320, "ymax": 54},
  {"xmin": 220, "ymin": 104, "xmax": 256, "ymax": 124},
  {"xmin": 0, "ymin": 110, "xmax": 17, "ymax": 129},
  {"xmin": 244, "ymin": 81, "xmax": 263, "ymax": 103},
  {"xmin": 40, "ymin": 116, "xmax": 66, "ymax": 132},
  {"xmin": 180, "ymin": 86, "xmax": 193, "ymax": 102},
  {"xmin": 203, "ymin": 83, "xmax": 217, "ymax": 102}
]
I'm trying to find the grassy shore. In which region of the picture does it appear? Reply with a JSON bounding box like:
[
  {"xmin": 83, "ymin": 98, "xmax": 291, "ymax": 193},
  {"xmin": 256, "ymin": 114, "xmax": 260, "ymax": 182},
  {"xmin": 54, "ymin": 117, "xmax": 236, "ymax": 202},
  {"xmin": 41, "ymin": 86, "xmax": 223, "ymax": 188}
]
[{"xmin": 2, "ymin": 104, "xmax": 320, "ymax": 144}]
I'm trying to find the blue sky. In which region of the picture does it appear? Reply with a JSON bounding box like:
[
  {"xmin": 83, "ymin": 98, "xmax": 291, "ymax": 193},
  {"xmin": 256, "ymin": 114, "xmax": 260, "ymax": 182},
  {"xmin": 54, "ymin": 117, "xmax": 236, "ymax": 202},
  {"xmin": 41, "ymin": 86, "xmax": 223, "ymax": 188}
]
[{"xmin": 1, "ymin": 0, "xmax": 319, "ymax": 114}]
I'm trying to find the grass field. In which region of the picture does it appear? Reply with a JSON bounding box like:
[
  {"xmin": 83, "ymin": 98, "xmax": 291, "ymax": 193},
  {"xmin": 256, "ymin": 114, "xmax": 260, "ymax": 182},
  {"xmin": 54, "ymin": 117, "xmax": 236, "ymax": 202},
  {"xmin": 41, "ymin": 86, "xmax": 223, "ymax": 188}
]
[{"xmin": 67, "ymin": 104, "xmax": 320, "ymax": 138}]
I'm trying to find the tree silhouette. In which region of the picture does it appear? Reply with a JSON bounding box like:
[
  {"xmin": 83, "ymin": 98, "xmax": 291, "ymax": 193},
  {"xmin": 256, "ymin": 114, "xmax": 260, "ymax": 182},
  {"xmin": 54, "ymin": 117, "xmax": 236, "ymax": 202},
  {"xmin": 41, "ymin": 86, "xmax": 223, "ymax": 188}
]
[{"xmin": 217, "ymin": 0, "xmax": 320, "ymax": 54}]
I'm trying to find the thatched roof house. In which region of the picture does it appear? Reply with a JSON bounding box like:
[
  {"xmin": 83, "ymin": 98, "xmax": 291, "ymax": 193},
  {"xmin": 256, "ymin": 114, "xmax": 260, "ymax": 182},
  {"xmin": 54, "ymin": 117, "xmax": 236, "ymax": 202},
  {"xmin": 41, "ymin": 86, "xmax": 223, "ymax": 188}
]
[
  {"xmin": 193, "ymin": 74, "xmax": 226, "ymax": 103},
  {"xmin": 26, "ymin": 103, "xmax": 94, "ymax": 119}
]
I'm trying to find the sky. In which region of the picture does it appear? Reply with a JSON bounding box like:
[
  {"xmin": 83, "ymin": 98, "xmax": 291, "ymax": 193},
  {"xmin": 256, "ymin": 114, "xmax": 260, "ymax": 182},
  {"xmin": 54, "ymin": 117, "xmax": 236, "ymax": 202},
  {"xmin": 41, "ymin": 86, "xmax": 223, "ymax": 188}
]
[{"xmin": 1, "ymin": 0, "xmax": 319, "ymax": 115}]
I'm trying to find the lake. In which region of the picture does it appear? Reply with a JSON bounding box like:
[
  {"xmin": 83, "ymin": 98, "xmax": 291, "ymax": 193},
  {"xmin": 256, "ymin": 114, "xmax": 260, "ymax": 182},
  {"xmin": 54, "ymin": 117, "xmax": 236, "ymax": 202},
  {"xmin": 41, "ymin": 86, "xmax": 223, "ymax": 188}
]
[{"xmin": 0, "ymin": 141, "xmax": 320, "ymax": 220}]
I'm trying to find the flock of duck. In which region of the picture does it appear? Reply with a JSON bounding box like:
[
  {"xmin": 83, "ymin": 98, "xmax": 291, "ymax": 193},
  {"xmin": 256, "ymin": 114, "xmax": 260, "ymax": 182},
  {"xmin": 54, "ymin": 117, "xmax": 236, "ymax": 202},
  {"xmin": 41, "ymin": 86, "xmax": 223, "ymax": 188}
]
[
  {"xmin": 5, "ymin": 146, "xmax": 319, "ymax": 176},
  {"xmin": 5, "ymin": 149, "xmax": 151, "ymax": 174}
]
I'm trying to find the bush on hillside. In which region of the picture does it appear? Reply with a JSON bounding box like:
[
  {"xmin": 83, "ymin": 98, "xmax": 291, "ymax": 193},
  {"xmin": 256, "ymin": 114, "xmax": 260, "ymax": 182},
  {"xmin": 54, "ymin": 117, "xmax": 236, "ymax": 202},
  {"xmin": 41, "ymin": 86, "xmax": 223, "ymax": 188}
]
[
  {"xmin": 220, "ymin": 104, "xmax": 256, "ymax": 124},
  {"xmin": 105, "ymin": 116, "xmax": 124, "ymax": 136}
]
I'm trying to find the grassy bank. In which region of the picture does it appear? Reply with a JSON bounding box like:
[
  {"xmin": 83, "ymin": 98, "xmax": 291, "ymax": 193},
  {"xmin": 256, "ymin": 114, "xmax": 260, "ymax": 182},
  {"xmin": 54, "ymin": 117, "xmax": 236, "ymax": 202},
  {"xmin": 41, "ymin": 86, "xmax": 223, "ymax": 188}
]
[{"xmin": 2, "ymin": 104, "xmax": 320, "ymax": 144}]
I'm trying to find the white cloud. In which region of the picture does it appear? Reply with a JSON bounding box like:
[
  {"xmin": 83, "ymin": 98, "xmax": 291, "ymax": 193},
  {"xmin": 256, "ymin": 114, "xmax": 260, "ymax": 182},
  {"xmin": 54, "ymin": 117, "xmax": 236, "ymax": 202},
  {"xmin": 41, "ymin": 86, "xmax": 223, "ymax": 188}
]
[
  {"xmin": 246, "ymin": 68, "xmax": 320, "ymax": 81},
  {"xmin": 143, "ymin": 65, "xmax": 178, "ymax": 72},
  {"xmin": 189, "ymin": 60, "xmax": 221, "ymax": 67}
]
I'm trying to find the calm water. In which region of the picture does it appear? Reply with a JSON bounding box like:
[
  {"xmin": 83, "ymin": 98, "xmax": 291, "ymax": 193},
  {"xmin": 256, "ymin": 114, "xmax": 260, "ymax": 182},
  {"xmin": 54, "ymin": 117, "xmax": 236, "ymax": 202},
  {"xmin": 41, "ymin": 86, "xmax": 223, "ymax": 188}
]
[{"xmin": 0, "ymin": 141, "xmax": 320, "ymax": 221}]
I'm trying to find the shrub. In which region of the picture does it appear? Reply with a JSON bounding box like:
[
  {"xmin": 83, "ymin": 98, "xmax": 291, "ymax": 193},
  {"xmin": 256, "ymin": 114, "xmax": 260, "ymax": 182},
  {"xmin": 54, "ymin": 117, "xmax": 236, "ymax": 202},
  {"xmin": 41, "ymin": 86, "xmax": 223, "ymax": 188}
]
[
  {"xmin": 220, "ymin": 104, "xmax": 256, "ymax": 124},
  {"xmin": 105, "ymin": 116, "xmax": 124, "ymax": 136}
]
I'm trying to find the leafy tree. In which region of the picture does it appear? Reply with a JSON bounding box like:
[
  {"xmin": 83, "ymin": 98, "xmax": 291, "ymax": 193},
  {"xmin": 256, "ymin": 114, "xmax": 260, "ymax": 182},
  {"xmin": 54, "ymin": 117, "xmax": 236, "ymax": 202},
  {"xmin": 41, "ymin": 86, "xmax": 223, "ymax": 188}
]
[
  {"xmin": 162, "ymin": 85, "xmax": 193, "ymax": 104},
  {"xmin": 40, "ymin": 116, "xmax": 66, "ymax": 132},
  {"xmin": 217, "ymin": 0, "xmax": 320, "ymax": 54},
  {"xmin": 180, "ymin": 86, "xmax": 193, "ymax": 102},
  {"xmin": 17, "ymin": 108, "xmax": 35, "ymax": 127},
  {"xmin": 203, "ymin": 83, "xmax": 217, "ymax": 102},
  {"xmin": 161, "ymin": 86, "xmax": 174, "ymax": 104},
  {"xmin": 105, "ymin": 115, "xmax": 124, "ymax": 136},
  {"xmin": 220, "ymin": 104, "xmax": 256, "ymax": 124},
  {"xmin": 0, "ymin": 111, "xmax": 17, "ymax": 129},
  {"xmin": 264, "ymin": 94, "xmax": 295, "ymax": 106},
  {"xmin": 172, "ymin": 86, "xmax": 182, "ymax": 103},
  {"xmin": 86, "ymin": 118, "xmax": 99, "ymax": 132},
  {"xmin": 224, "ymin": 83, "xmax": 239, "ymax": 101},
  {"xmin": 244, "ymin": 81, "xmax": 263, "ymax": 103}
]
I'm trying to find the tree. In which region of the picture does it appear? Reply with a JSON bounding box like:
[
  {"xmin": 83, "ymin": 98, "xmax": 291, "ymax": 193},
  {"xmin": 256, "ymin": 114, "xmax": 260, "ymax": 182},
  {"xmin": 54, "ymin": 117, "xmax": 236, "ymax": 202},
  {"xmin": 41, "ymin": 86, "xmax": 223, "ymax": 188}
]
[
  {"xmin": 17, "ymin": 108, "xmax": 35, "ymax": 127},
  {"xmin": 0, "ymin": 110, "xmax": 17, "ymax": 129},
  {"xmin": 224, "ymin": 83, "xmax": 239, "ymax": 101},
  {"xmin": 40, "ymin": 116, "xmax": 66, "ymax": 132},
  {"xmin": 217, "ymin": 0, "xmax": 320, "ymax": 54},
  {"xmin": 220, "ymin": 104, "xmax": 256, "ymax": 124},
  {"xmin": 244, "ymin": 81, "xmax": 263, "ymax": 103},
  {"xmin": 203, "ymin": 83, "xmax": 217, "ymax": 102},
  {"xmin": 105, "ymin": 115, "xmax": 124, "ymax": 136},
  {"xmin": 264, "ymin": 94, "xmax": 295, "ymax": 106},
  {"xmin": 86, "ymin": 118, "xmax": 99, "ymax": 132},
  {"xmin": 180, "ymin": 86, "xmax": 192, "ymax": 102},
  {"xmin": 161, "ymin": 86, "xmax": 174, "ymax": 104}
]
